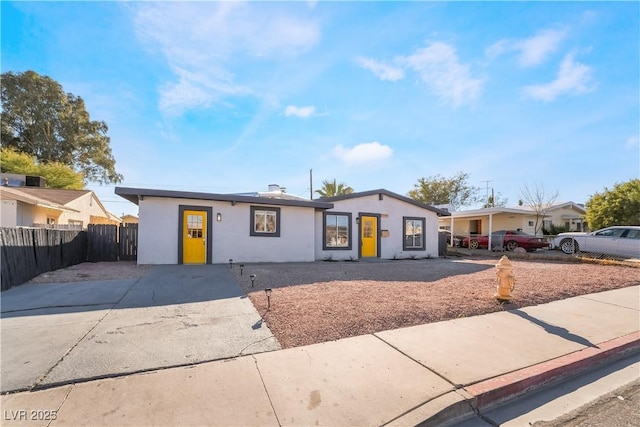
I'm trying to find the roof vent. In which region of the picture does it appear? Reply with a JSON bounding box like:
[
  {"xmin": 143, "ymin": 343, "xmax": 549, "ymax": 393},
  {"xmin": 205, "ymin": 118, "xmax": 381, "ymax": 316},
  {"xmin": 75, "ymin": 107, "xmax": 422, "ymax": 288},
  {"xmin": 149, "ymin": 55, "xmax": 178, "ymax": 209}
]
[{"xmin": 268, "ymin": 184, "xmax": 281, "ymax": 192}]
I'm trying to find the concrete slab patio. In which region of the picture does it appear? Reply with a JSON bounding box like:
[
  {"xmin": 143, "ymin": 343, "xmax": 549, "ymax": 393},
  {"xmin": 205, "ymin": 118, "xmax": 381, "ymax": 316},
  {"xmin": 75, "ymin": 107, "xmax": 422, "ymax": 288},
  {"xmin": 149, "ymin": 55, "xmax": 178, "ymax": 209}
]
[{"xmin": 0, "ymin": 265, "xmax": 280, "ymax": 393}]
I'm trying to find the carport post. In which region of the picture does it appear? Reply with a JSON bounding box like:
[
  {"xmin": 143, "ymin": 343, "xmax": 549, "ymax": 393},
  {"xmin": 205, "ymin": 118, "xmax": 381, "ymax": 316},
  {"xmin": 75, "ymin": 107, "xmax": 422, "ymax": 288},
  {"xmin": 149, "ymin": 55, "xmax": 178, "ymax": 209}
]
[{"xmin": 488, "ymin": 213, "xmax": 493, "ymax": 251}]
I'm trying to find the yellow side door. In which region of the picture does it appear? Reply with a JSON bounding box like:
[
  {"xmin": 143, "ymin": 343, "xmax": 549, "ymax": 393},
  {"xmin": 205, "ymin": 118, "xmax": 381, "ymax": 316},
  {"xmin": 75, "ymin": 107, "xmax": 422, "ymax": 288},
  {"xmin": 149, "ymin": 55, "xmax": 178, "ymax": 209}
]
[
  {"xmin": 183, "ymin": 210, "xmax": 206, "ymax": 264},
  {"xmin": 361, "ymin": 216, "xmax": 377, "ymax": 257}
]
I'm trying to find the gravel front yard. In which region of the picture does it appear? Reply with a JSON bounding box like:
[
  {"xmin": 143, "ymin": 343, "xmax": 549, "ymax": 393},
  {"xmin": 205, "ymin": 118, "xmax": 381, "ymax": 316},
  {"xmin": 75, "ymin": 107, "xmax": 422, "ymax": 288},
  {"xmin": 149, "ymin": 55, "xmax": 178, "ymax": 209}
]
[
  {"xmin": 25, "ymin": 257, "xmax": 638, "ymax": 351},
  {"xmin": 232, "ymin": 258, "xmax": 639, "ymax": 349}
]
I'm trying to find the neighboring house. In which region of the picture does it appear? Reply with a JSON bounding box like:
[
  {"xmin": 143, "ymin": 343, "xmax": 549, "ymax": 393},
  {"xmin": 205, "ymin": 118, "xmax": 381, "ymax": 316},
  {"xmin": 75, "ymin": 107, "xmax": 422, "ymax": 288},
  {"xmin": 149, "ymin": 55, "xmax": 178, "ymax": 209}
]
[
  {"xmin": 540, "ymin": 202, "xmax": 587, "ymax": 232},
  {"xmin": 0, "ymin": 186, "xmax": 119, "ymax": 228},
  {"xmin": 114, "ymin": 186, "xmax": 450, "ymax": 265},
  {"xmin": 438, "ymin": 201, "xmax": 587, "ymax": 242},
  {"xmin": 438, "ymin": 207, "xmax": 543, "ymax": 238},
  {"xmin": 121, "ymin": 214, "xmax": 139, "ymax": 225}
]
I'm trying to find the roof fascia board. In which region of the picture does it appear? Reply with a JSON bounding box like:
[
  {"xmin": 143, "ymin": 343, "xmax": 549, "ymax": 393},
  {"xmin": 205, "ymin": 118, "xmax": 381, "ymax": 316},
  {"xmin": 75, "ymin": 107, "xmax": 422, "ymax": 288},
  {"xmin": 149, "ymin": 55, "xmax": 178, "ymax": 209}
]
[
  {"xmin": 115, "ymin": 187, "xmax": 334, "ymax": 209},
  {"xmin": 0, "ymin": 188, "xmax": 78, "ymax": 212},
  {"xmin": 318, "ymin": 189, "xmax": 450, "ymax": 216},
  {"xmin": 449, "ymin": 208, "xmax": 545, "ymax": 218}
]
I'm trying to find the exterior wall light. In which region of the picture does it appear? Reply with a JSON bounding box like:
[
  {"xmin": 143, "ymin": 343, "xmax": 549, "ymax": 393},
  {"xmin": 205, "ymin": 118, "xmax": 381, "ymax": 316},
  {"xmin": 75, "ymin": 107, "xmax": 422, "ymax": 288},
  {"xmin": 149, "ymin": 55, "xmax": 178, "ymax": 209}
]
[
  {"xmin": 229, "ymin": 258, "xmax": 233, "ymax": 269},
  {"xmin": 217, "ymin": 213, "xmax": 222, "ymax": 222},
  {"xmin": 250, "ymin": 274, "xmax": 256, "ymax": 287},
  {"xmin": 239, "ymin": 264, "xmax": 244, "ymax": 276}
]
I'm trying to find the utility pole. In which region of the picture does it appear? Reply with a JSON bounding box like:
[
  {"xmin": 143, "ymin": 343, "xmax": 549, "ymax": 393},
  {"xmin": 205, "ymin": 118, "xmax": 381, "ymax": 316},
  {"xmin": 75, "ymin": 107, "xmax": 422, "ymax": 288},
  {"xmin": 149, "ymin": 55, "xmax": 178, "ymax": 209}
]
[
  {"xmin": 481, "ymin": 180, "xmax": 493, "ymax": 207},
  {"xmin": 309, "ymin": 169, "xmax": 313, "ymax": 200}
]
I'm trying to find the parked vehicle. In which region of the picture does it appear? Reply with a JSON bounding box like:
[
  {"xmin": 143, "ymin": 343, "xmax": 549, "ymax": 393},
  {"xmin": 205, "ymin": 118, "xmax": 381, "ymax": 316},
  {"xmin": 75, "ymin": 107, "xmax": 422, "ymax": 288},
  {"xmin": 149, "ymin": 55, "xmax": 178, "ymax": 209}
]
[
  {"xmin": 462, "ymin": 230, "xmax": 549, "ymax": 252},
  {"xmin": 552, "ymin": 226, "xmax": 640, "ymax": 258}
]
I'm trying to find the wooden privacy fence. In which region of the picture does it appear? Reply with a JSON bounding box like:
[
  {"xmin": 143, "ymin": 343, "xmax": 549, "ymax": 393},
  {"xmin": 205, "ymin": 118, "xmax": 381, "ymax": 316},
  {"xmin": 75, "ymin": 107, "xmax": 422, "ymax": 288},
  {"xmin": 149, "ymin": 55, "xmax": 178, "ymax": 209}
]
[
  {"xmin": 1, "ymin": 224, "xmax": 138, "ymax": 290},
  {"xmin": 119, "ymin": 223, "xmax": 138, "ymax": 261},
  {"xmin": 87, "ymin": 223, "xmax": 138, "ymax": 262},
  {"xmin": 0, "ymin": 228, "xmax": 87, "ymax": 291}
]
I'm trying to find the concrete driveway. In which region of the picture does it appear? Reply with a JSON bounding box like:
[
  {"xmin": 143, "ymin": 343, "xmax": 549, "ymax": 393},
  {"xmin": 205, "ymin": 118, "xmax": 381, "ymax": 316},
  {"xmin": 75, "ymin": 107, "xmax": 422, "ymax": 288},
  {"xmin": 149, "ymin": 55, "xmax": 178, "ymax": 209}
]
[{"xmin": 0, "ymin": 265, "xmax": 280, "ymax": 393}]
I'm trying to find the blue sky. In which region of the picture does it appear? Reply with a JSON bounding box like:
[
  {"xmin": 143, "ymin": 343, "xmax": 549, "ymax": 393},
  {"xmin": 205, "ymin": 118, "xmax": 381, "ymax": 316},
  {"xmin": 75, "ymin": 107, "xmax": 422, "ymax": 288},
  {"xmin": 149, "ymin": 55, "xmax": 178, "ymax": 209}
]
[{"xmin": 2, "ymin": 1, "xmax": 638, "ymax": 216}]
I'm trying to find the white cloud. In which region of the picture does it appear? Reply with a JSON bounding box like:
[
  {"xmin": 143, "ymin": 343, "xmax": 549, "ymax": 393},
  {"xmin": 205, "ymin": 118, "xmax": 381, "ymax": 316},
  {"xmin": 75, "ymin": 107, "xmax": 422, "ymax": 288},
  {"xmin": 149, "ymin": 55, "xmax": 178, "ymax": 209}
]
[
  {"xmin": 523, "ymin": 53, "xmax": 595, "ymax": 101},
  {"xmin": 517, "ymin": 29, "xmax": 566, "ymax": 67},
  {"xmin": 626, "ymin": 136, "xmax": 639, "ymax": 149},
  {"xmin": 398, "ymin": 42, "xmax": 484, "ymax": 107},
  {"xmin": 333, "ymin": 141, "xmax": 393, "ymax": 165},
  {"xmin": 284, "ymin": 105, "xmax": 316, "ymax": 118},
  {"xmin": 485, "ymin": 40, "xmax": 510, "ymax": 59},
  {"xmin": 356, "ymin": 57, "xmax": 405, "ymax": 82},
  {"xmin": 486, "ymin": 28, "xmax": 566, "ymax": 67},
  {"xmin": 132, "ymin": 3, "xmax": 320, "ymax": 116}
]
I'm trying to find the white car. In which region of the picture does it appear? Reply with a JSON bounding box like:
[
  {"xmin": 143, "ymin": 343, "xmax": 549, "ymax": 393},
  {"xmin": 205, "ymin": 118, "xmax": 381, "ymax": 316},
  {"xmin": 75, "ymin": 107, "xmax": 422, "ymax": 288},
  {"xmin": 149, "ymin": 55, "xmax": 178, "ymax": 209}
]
[{"xmin": 552, "ymin": 226, "xmax": 640, "ymax": 258}]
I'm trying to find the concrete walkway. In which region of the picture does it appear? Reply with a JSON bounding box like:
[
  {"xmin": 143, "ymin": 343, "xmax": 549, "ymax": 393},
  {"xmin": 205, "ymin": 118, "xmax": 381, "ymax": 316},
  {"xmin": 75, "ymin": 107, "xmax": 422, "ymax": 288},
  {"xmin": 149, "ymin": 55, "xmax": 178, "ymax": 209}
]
[
  {"xmin": 2, "ymin": 285, "xmax": 638, "ymax": 426},
  {"xmin": 1, "ymin": 265, "xmax": 280, "ymax": 393}
]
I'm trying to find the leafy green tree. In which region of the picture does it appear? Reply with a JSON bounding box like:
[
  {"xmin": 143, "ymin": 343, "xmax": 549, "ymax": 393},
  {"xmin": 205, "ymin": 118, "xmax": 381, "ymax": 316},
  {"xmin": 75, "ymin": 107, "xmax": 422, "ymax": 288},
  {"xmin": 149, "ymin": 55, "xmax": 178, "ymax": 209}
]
[
  {"xmin": 407, "ymin": 171, "xmax": 480, "ymax": 210},
  {"xmin": 314, "ymin": 179, "xmax": 354, "ymax": 198},
  {"xmin": 585, "ymin": 179, "xmax": 640, "ymax": 229},
  {"xmin": 1, "ymin": 70, "xmax": 122, "ymax": 184},
  {"xmin": 1, "ymin": 147, "xmax": 85, "ymax": 189}
]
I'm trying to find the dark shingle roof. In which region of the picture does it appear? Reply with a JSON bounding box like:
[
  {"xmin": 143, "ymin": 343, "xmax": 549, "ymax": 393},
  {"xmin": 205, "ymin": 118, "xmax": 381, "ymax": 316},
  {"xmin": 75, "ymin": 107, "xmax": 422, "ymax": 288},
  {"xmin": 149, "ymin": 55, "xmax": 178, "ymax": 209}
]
[{"xmin": 6, "ymin": 187, "xmax": 90, "ymax": 205}]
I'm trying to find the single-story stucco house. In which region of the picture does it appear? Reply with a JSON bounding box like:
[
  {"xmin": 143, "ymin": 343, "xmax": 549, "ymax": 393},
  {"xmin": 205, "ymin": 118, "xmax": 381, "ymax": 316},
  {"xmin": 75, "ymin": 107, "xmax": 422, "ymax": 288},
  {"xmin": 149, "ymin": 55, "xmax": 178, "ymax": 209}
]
[
  {"xmin": 115, "ymin": 186, "xmax": 450, "ymax": 264},
  {"xmin": 0, "ymin": 186, "xmax": 120, "ymax": 229}
]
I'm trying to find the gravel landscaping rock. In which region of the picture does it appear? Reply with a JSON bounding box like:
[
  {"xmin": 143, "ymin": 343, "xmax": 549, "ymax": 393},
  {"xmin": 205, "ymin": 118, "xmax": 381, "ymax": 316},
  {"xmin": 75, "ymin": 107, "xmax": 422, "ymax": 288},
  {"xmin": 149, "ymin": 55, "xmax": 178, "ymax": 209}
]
[{"xmin": 232, "ymin": 258, "xmax": 639, "ymax": 349}]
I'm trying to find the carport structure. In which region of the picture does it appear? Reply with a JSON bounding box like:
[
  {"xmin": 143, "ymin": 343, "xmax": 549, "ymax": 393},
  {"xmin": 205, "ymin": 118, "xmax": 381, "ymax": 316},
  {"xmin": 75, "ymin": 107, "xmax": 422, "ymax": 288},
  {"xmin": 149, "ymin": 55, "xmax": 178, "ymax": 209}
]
[{"xmin": 440, "ymin": 207, "xmax": 543, "ymax": 250}]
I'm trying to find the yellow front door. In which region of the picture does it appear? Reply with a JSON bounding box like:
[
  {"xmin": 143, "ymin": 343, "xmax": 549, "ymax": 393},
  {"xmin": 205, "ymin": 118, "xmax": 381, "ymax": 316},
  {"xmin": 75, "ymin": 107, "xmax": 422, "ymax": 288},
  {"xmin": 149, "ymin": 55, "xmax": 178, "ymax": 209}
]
[
  {"xmin": 183, "ymin": 210, "xmax": 206, "ymax": 264},
  {"xmin": 361, "ymin": 215, "xmax": 377, "ymax": 257}
]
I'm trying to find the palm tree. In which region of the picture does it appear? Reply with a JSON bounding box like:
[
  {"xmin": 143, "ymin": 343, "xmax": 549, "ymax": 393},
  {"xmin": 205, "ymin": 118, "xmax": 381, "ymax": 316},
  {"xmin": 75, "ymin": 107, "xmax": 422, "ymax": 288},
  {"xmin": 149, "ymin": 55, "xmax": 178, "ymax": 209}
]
[{"xmin": 314, "ymin": 179, "xmax": 354, "ymax": 198}]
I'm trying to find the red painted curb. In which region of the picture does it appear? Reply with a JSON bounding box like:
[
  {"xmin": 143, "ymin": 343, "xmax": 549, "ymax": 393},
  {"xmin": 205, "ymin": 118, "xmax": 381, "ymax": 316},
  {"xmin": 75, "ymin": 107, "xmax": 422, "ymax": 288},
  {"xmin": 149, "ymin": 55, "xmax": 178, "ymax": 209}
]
[{"xmin": 464, "ymin": 331, "xmax": 640, "ymax": 412}]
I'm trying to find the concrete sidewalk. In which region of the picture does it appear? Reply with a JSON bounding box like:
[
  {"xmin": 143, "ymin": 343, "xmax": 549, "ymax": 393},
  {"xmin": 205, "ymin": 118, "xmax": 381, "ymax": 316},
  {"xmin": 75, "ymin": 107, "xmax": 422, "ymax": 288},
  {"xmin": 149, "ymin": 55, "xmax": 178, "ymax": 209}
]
[{"xmin": 2, "ymin": 286, "xmax": 639, "ymax": 426}]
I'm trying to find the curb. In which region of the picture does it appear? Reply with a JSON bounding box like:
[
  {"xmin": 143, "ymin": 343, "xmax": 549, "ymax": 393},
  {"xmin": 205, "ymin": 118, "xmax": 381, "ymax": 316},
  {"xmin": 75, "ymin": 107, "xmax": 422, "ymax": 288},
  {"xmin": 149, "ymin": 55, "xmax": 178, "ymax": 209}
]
[{"xmin": 413, "ymin": 331, "xmax": 640, "ymax": 426}]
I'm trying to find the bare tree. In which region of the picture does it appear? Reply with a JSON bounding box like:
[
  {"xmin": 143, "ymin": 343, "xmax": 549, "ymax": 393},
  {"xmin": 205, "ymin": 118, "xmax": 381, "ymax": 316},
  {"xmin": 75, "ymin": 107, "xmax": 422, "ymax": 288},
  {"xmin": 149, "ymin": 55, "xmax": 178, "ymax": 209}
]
[{"xmin": 520, "ymin": 183, "xmax": 559, "ymax": 235}]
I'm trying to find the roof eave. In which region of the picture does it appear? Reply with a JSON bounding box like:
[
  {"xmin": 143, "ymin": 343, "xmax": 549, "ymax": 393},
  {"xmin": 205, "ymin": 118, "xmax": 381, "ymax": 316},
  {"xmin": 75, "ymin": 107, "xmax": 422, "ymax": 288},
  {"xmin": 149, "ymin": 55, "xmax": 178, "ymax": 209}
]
[
  {"xmin": 114, "ymin": 187, "xmax": 334, "ymax": 209},
  {"xmin": 318, "ymin": 189, "xmax": 450, "ymax": 216}
]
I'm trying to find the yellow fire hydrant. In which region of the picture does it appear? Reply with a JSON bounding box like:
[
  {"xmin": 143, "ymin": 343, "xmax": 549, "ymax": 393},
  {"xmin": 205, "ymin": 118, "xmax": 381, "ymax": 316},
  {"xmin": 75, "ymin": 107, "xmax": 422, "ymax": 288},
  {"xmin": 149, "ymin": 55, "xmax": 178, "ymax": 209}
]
[{"xmin": 495, "ymin": 255, "xmax": 516, "ymax": 301}]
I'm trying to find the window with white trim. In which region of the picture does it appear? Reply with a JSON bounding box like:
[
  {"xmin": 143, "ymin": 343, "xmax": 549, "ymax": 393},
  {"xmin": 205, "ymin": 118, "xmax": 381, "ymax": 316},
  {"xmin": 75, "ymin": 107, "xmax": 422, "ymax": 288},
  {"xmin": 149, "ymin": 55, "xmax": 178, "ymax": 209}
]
[
  {"xmin": 403, "ymin": 217, "xmax": 425, "ymax": 250},
  {"xmin": 250, "ymin": 206, "xmax": 281, "ymax": 237},
  {"xmin": 323, "ymin": 212, "xmax": 351, "ymax": 250}
]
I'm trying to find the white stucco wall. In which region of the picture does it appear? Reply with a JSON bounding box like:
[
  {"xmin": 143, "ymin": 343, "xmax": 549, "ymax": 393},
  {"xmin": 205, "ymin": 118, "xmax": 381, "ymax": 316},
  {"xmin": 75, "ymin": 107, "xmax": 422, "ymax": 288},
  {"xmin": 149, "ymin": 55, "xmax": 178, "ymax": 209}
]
[
  {"xmin": 59, "ymin": 193, "xmax": 109, "ymax": 226},
  {"xmin": 315, "ymin": 194, "xmax": 440, "ymax": 260},
  {"xmin": 137, "ymin": 197, "xmax": 179, "ymax": 264},
  {"xmin": 545, "ymin": 205, "xmax": 585, "ymax": 231},
  {"xmin": 137, "ymin": 196, "xmax": 317, "ymax": 264},
  {"xmin": 18, "ymin": 203, "xmax": 51, "ymax": 226},
  {"xmin": 1, "ymin": 200, "xmax": 18, "ymax": 227},
  {"xmin": 1, "ymin": 200, "xmax": 65, "ymax": 227}
]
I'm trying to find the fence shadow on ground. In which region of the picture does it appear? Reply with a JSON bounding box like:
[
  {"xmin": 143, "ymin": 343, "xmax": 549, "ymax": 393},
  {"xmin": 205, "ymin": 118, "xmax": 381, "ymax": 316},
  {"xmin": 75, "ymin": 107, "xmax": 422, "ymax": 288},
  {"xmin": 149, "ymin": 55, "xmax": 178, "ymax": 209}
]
[{"xmin": 1, "ymin": 265, "xmax": 245, "ymax": 318}]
